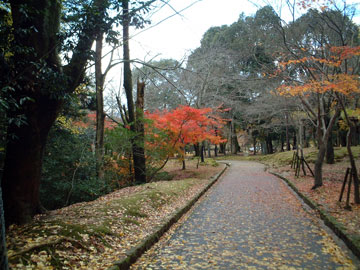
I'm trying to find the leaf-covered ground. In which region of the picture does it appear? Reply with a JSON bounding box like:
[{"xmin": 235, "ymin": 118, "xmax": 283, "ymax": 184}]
[
  {"xmin": 6, "ymin": 159, "xmax": 223, "ymax": 270},
  {"xmin": 131, "ymin": 161, "xmax": 358, "ymax": 269},
  {"xmin": 221, "ymin": 146, "xmax": 360, "ymax": 254},
  {"xmin": 272, "ymin": 156, "xmax": 360, "ymax": 250}
]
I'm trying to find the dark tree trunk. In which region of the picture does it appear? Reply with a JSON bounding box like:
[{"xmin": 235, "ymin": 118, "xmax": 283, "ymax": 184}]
[
  {"xmin": 253, "ymin": 137, "xmax": 257, "ymax": 155},
  {"xmin": 200, "ymin": 142, "xmax": 205, "ymax": 163},
  {"xmin": 312, "ymin": 103, "xmax": 340, "ymax": 189},
  {"xmin": 194, "ymin": 143, "xmax": 200, "ymax": 156},
  {"xmin": 280, "ymin": 133, "xmax": 285, "ymax": 152},
  {"xmin": 285, "ymin": 113, "xmax": 291, "ymax": 151},
  {"xmin": 265, "ymin": 135, "xmax": 273, "ymax": 154},
  {"xmin": 261, "ymin": 142, "xmax": 267, "ymax": 155},
  {"xmin": 134, "ymin": 81, "xmax": 146, "ymax": 182},
  {"xmin": 207, "ymin": 142, "xmax": 211, "ymax": 158},
  {"xmin": 346, "ymin": 125, "xmax": 360, "ymax": 203},
  {"xmin": 95, "ymin": 32, "xmax": 105, "ymax": 180},
  {"xmin": 324, "ymin": 114, "xmax": 335, "ymax": 164},
  {"xmin": 340, "ymin": 130, "xmax": 347, "ymax": 146},
  {"xmin": 181, "ymin": 147, "xmax": 186, "ymax": 170},
  {"xmin": 314, "ymin": 142, "xmax": 326, "ymax": 188},
  {"xmin": 353, "ymin": 121, "xmax": 359, "ymax": 146},
  {"xmin": 326, "ymin": 132, "xmax": 335, "ymax": 164},
  {"xmin": 214, "ymin": 144, "xmax": 218, "ymax": 157},
  {"xmin": 0, "ymin": 187, "xmax": 9, "ymax": 270},
  {"xmin": 220, "ymin": 143, "xmax": 226, "ymax": 155},
  {"xmin": 335, "ymin": 93, "xmax": 360, "ymax": 202},
  {"xmin": 1, "ymin": 1, "xmax": 62, "ymax": 225},
  {"xmin": 122, "ymin": 0, "xmax": 146, "ymax": 183},
  {"xmin": 1, "ymin": 0, "xmax": 107, "ymax": 225},
  {"xmin": 303, "ymin": 124, "xmax": 309, "ymax": 148},
  {"xmin": 292, "ymin": 131, "xmax": 297, "ymax": 150},
  {"xmin": 230, "ymin": 121, "xmax": 239, "ymax": 154},
  {"xmin": 3, "ymin": 99, "xmax": 60, "ymax": 225},
  {"xmin": 231, "ymin": 136, "xmax": 239, "ymax": 154},
  {"xmin": 312, "ymin": 127, "xmax": 318, "ymax": 148}
]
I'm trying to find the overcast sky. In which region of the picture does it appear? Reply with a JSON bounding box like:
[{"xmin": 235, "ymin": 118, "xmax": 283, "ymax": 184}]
[
  {"xmin": 129, "ymin": 0, "xmax": 359, "ymax": 62},
  {"xmin": 104, "ymin": 0, "xmax": 359, "ymax": 95},
  {"xmin": 130, "ymin": 0, "xmax": 259, "ymax": 61},
  {"xmin": 106, "ymin": 0, "xmax": 260, "ymax": 93}
]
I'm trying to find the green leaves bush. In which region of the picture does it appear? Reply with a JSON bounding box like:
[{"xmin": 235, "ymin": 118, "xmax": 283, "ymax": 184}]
[{"xmin": 40, "ymin": 124, "xmax": 110, "ymax": 210}]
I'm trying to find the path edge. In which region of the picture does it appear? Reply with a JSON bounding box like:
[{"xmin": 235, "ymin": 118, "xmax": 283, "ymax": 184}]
[
  {"xmin": 270, "ymin": 171, "xmax": 360, "ymax": 260},
  {"xmin": 107, "ymin": 163, "xmax": 229, "ymax": 270}
]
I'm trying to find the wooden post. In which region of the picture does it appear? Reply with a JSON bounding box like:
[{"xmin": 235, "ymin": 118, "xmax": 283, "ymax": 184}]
[
  {"xmin": 299, "ymin": 119, "xmax": 306, "ymax": 176},
  {"xmin": 295, "ymin": 154, "xmax": 300, "ymax": 177},
  {"xmin": 303, "ymin": 158, "xmax": 314, "ymax": 177},
  {"xmin": 339, "ymin": 168, "xmax": 350, "ymax": 202},
  {"xmin": 345, "ymin": 169, "xmax": 353, "ymax": 210},
  {"xmin": 301, "ymin": 157, "xmax": 307, "ymax": 176},
  {"xmin": 291, "ymin": 152, "xmax": 296, "ymax": 168}
]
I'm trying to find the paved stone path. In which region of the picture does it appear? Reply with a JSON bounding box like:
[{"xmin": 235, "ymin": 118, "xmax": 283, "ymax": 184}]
[{"xmin": 132, "ymin": 161, "xmax": 358, "ymax": 269}]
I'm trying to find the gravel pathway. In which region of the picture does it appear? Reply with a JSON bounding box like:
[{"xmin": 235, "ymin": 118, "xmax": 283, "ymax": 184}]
[{"xmin": 131, "ymin": 161, "xmax": 358, "ymax": 269}]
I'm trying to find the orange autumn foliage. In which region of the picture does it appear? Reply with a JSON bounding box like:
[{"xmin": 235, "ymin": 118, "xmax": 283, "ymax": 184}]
[
  {"xmin": 145, "ymin": 106, "xmax": 227, "ymax": 157},
  {"xmin": 277, "ymin": 45, "xmax": 360, "ymax": 97},
  {"xmin": 73, "ymin": 112, "xmax": 117, "ymax": 130}
]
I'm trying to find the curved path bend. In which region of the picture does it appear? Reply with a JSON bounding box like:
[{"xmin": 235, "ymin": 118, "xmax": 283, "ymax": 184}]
[{"xmin": 132, "ymin": 161, "xmax": 358, "ymax": 269}]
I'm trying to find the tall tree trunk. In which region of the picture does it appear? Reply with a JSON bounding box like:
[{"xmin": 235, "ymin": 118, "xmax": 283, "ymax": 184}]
[
  {"xmin": 1, "ymin": 0, "xmax": 107, "ymax": 225},
  {"xmin": 312, "ymin": 102, "xmax": 340, "ymax": 189},
  {"xmin": 346, "ymin": 124, "xmax": 360, "ymax": 203},
  {"xmin": 313, "ymin": 125, "xmax": 325, "ymax": 189},
  {"xmin": 353, "ymin": 120, "xmax": 359, "ymax": 146},
  {"xmin": 324, "ymin": 114, "xmax": 335, "ymax": 164},
  {"xmin": 3, "ymin": 100, "xmax": 60, "ymax": 225},
  {"xmin": 292, "ymin": 131, "xmax": 297, "ymax": 150},
  {"xmin": 200, "ymin": 142, "xmax": 205, "ymax": 163},
  {"xmin": 266, "ymin": 135, "xmax": 273, "ymax": 154},
  {"xmin": 230, "ymin": 120, "xmax": 239, "ymax": 154},
  {"xmin": 220, "ymin": 143, "xmax": 226, "ymax": 155},
  {"xmin": 0, "ymin": 188, "xmax": 9, "ymax": 270},
  {"xmin": 335, "ymin": 94, "xmax": 359, "ymax": 203},
  {"xmin": 193, "ymin": 143, "xmax": 200, "ymax": 156},
  {"xmin": 134, "ymin": 81, "xmax": 146, "ymax": 182},
  {"xmin": 122, "ymin": 0, "xmax": 146, "ymax": 183},
  {"xmin": 303, "ymin": 124, "xmax": 310, "ymax": 148},
  {"xmin": 214, "ymin": 144, "xmax": 218, "ymax": 157},
  {"xmin": 313, "ymin": 142, "xmax": 326, "ymax": 188},
  {"xmin": 253, "ymin": 137, "xmax": 257, "ymax": 155},
  {"xmin": 231, "ymin": 124, "xmax": 239, "ymax": 154},
  {"xmin": 95, "ymin": 32, "xmax": 105, "ymax": 180},
  {"xmin": 326, "ymin": 133, "xmax": 335, "ymax": 164},
  {"xmin": 299, "ymin": 120, "xmax": 306, "ymax": 175},
  {"xmin": 285, "ymin": 113, "xmax": 291, "ymax": 151},
  {"xmin": 261, "ymin": 142, "xmax": 267, "ymax": 155},
  {"xmin": 182, "ymin": 148, "xmax": 186, "ymax": 170}
]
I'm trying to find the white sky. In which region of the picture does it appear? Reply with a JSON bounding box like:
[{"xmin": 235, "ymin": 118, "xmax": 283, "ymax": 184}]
[
  {"xmin": 105, "ymin": 0, "xmax": 259, "ymax": 94},
  {"xmin": 104, "ymin": 0, "xmax": 359, "ymax": 95},
  {"xmin": 130, "ymin": 0, "xmax": 259, "ymax": 61},
  {"xmin": 128, "ymin": 0, "xmax": 359, "ymax": 62}
]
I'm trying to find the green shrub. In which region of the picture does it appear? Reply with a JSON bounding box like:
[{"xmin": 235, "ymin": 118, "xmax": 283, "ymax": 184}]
[{"xmin": 40, "ymin": 125, "xmax": 112, "ymax": 210}]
